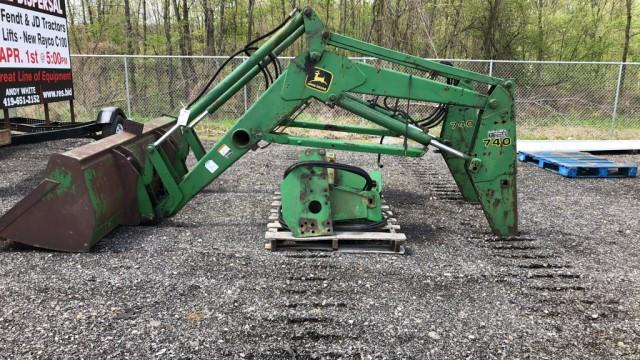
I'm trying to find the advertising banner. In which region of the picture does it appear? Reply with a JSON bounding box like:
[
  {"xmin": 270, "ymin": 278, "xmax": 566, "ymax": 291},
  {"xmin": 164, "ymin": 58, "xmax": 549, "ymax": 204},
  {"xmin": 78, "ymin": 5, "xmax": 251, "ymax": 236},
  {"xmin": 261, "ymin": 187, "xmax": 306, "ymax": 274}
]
[{"xmin": 0, "ymin": 0, "xmax": 73, "ymax": 109}]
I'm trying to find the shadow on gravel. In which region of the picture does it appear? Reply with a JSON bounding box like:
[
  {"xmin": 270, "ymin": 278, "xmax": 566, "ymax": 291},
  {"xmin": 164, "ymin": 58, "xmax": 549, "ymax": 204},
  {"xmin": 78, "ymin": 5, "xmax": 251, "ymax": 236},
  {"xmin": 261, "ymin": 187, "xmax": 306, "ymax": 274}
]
[
  {"xmin": 0, "ymin": 172, "xmax": 47, "ymax": 199},
  {"xmin": 0, "ymin": 241, "xmax": 57, "ymax": 253},
  {"xmin": 0, "ymin": 146, "xmax": 27, "ymax": 162},
  {"xmin": 397, "ymin": 223, "xmax": 437, "ymax": 246},
  {"xmin": 86, "ymin": 224, "xmax": 159, "ymax": 253},
  {"xmin": 381, "ymin": 189, "xmax": 429, "ymax": 206}
]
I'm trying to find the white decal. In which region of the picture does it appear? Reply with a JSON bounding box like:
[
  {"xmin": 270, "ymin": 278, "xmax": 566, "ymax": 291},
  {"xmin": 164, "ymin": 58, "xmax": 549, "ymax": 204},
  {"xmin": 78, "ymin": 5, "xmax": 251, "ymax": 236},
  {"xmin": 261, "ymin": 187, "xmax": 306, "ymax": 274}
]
[{"xmin": 205, "ymin": 160, "xmax": 219, "ymax": 174}]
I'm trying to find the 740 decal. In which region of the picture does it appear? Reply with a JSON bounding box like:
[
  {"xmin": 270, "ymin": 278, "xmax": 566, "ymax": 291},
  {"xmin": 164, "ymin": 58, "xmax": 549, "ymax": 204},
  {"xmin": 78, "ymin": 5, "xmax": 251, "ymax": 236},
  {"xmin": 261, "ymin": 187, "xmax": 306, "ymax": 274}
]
[
  {"xmin": 450, "ymin": 120, "xmax": 474, "ymax": 129},
  {"xmin": 483, "ymin": 137, "xmax": 512, "ymax": 147}
]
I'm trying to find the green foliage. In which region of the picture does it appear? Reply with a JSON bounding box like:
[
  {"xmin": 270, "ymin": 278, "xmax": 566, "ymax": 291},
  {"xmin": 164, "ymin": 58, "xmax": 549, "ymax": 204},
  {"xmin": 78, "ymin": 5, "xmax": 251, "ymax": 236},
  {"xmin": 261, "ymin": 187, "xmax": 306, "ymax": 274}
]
[{"xmin": 67, "ymin": 0, "xmax": 638, "ymax": 61}]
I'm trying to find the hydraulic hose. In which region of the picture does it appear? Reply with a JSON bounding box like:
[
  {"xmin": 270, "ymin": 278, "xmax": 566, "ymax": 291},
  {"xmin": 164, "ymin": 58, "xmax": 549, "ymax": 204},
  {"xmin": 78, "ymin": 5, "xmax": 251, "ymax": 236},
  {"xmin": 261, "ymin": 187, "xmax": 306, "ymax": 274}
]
[
  {"xmin": 187, "ymin": 13, "xmax": 294, "ymax": 108},
  {"xmin": 283, "ymin": 161, "xmax": 376, "ymax": 191},
  {"xmin": 278, "ymin": 208, "xmax": 388, "ymax": 232}
]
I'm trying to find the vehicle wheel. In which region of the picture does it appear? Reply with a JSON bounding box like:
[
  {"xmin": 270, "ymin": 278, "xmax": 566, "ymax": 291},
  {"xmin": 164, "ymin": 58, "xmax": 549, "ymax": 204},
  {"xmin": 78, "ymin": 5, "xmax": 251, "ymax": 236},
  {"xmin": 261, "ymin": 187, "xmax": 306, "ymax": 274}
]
[{"xmin": 102, "ymin": 114, "xmax": 125, "ymax": 138}]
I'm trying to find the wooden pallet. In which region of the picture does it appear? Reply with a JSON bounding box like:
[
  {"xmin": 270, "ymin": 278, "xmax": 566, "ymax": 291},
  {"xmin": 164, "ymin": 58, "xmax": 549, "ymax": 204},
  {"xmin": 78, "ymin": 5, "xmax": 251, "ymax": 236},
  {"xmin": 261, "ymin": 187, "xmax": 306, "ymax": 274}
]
[
  {"xmin": 265, "ymin": 192, "xmax": 406, "ymax": 254},
  {"xmin": 518, "ymin": 151, "xmax": 637, "ymax": 178}
]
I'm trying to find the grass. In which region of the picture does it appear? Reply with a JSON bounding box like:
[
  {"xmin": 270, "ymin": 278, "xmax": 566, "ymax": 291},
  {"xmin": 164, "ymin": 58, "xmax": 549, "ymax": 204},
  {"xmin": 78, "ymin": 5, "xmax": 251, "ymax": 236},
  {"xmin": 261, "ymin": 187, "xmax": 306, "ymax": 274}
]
[
  {"xmin": 182, "ymin": 115, "xmax": 395, "ymax": 142},
  {"xmin": 189, "ymin": 114, "xmax": 640, "ymax": 142},
  {"xmin": 517, "ymin": 125, "xmax": 640, "ymax": 140},
  {"xmin": 516, "ymin": 114, "xmax": 640, "ymax": 139},
  {"xmin": 13, "ymin": 103, "xmax": 638, "ymax": 141}
]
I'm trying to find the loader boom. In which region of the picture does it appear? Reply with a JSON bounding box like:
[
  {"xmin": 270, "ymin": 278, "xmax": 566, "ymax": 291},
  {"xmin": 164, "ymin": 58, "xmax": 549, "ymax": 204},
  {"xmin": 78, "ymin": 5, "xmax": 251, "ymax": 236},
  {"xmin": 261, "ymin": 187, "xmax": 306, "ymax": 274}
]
[
  {"xmin": 0, "ymin": 7, "xmax": 517, "ymax": 252},
  {"xmin": 149, "ymin": 7, "xmax": 517, "ymax": 234}
]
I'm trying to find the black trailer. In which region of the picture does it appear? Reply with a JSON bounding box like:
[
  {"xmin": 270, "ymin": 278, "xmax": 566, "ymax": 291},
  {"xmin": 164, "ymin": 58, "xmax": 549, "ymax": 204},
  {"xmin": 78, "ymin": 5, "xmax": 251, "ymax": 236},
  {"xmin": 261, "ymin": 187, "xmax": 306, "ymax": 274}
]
[{"xmin": 2, "ymin": 107, "xmax": 127, "ymax": 146}]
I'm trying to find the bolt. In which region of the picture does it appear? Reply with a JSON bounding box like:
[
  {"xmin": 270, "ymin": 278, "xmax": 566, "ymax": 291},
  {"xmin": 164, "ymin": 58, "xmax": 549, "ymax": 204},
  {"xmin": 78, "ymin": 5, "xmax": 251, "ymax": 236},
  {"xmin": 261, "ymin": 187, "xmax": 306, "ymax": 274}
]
[
  {"xmin": 489, "ymin": 99, "xmax": 498, "ymax": 109},
  {"xmin": 303, "ymin": 7, "xmax": 312, "ymax": 17},
  {"xmin": 503, "ymin": 81, "xmax": 513, "ymax": 89},
  {"xmin": 310, "ymin": 52, "xmax": 322, "ymax": 61},
  {"xmin": 319, "ymin": 149, "xmax": 326, "ymax": 155},
  {"xmin": 468, "ymin": 158, "xmax": 482, "ymax": 173},
  {"xmin": 328, "ymin": 94, "xmax": 337, "ymax": 102}
]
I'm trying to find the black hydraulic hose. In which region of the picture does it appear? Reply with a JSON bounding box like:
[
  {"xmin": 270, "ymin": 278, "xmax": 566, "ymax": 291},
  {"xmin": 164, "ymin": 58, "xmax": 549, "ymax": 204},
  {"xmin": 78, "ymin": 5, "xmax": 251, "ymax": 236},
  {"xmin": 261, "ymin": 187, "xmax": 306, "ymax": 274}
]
[
  {"xmin": 283, "ymin": 161, "xmax": 375, "ymax": 191},
  {"xmin": 332, "ymin": 218, "xmax": 388, "ymax": 231},
  {"xmin": 244, "ymin": 25, "xmax": 285, "ymax": 82},
  {"xmin": 278, "ymin": 208, "xmax": 388, "ymax": 232},
  {"xmin": 243, "ymin": 47, "xmax": 273, "ymax": 89},
  {"xmin": 186, "ymin": 46, "xmax": 259, "ymax": 108},
  {"xmin": 243, "ymin": 48, "xmax": 274, "ymax": 87},
  {"xmin": 243, "ymin": 47, "xmax": 282, "ymax": 87},
  {"xmin": 186, "ymin": 14, "xmax": 293, "ymax": 108},
  {"xmin": 377, "ymin": 135, "xmax": 385, "ymax": 168},
  {"xmin": 359, "ymin": 61, "xmax": 462, "ymax": 133},
  {"xmin": 244, "ymin": 14, "xmax": 293, "ymax": 48}
]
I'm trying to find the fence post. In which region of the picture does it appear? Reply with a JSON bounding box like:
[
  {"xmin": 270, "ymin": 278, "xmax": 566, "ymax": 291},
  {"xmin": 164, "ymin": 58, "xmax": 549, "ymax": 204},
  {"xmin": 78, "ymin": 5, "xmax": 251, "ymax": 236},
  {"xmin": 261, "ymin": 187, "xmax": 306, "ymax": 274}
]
[
  {"xmin": 362, "ymin": 58, "xmax": 367, "ymax": 102},
  {"xmin": 123, "ymin": 57, "xmax": 132, "ymax": 117},
  {"xmin": 487, "ymin": 60, "xmax": 494, "ymax": 91},
  {"xmin": 243, "ymin": 57, "xmax": 249, "ymax": 113},
  {"xmin": 611, "ymin": 62, "xmax": 624, "ymax": 139}
]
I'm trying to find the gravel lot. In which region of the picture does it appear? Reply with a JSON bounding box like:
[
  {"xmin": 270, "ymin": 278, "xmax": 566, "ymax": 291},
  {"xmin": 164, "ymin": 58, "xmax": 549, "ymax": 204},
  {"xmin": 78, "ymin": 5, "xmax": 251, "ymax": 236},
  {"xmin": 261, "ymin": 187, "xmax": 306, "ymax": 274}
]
[{"xmin": 0, "ymin": 139, "xmax": 639, "ymax": 359}]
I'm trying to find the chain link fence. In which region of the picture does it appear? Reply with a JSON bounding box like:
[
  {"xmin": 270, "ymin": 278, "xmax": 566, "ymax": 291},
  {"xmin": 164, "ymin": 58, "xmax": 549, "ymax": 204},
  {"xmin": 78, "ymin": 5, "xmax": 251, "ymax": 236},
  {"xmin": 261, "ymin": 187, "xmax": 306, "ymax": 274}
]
[{"xmin": 34, "ymin": 55, "xmax": 640, "ymax": 140}]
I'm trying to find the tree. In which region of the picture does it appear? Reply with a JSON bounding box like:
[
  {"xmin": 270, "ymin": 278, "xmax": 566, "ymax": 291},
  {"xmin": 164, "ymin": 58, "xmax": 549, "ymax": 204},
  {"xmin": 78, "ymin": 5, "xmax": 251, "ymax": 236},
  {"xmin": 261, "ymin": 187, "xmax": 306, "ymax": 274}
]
[
  {"xmin": 619, "ymin": 0, "xmax": 633, "ymax": 100},
  {"xmin": 63, "ymin": 0, "xmax": 637, "ymax": 63},
  {"xmin": 124, "ymin": 0, "xmax": 137, "ymax": 100},
  {"xmin": 163, "ymin": 0, "xmax": 175, "ymax": 109},
  {"xmin": 202, "ymin": 0, "xmax": 216, "ymax": 55}
]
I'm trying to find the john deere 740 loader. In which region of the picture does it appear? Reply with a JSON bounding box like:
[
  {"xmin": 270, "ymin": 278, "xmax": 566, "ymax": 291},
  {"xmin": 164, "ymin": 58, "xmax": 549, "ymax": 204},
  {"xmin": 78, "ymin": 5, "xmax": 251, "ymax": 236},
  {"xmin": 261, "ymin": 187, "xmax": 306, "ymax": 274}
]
[{"xmin": 0, "ymin": 7, "xmax": 517, "ymax": 252}]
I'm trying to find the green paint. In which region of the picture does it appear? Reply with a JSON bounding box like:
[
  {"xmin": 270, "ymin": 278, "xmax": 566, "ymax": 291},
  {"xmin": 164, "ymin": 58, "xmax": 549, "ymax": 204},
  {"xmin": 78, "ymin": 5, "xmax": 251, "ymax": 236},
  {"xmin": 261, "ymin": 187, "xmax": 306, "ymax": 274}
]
[
  {"xmin": 439, "ymin": 81, "xmax": 481, "ymax": 203},
  {"xmin": 45, "ymin": 168, "xmax": 75, "ymax": 200},
  {"xmin": 263, "ymin": 133, "xmax": 425, "ymax": 157},
  {"xmin": 287, "ymin": 120, "xmax": 397, "ymax": 137},
  {"xmin": 83, "ymin": 168, "xmax": 106, "ymax": 221}
]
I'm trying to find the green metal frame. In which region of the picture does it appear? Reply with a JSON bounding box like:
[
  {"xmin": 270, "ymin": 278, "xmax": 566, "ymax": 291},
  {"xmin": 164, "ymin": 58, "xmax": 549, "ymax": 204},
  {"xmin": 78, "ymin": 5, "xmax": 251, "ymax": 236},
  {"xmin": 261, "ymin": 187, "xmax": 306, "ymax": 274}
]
[
  {"xmin": 144, "ymin": 6, "xmax": 518, "ymax": 237},
  {"xmin": 280, "ymin": 149, "xmax": 383, "ymax": 237}
]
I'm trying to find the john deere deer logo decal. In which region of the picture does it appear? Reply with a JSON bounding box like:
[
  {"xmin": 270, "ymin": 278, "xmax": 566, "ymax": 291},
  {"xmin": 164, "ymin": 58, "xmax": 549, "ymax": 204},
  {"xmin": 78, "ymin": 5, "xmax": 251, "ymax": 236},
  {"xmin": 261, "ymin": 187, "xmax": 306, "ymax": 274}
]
[
  {"xmin": 312, "ymin": 71, "xmax": 327, "ymax": 84},
  {"xmin": 305, "ymin": 67, "xmax": 333, "ymax": 92}
]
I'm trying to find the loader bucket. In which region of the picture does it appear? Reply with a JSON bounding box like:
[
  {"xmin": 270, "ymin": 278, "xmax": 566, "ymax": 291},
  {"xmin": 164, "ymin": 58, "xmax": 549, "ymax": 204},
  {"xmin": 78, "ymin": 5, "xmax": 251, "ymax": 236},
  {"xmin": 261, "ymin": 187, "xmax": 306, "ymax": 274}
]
[{"xmin": 0, "ymin": 117, "xmax": 187, "ymax": 252}]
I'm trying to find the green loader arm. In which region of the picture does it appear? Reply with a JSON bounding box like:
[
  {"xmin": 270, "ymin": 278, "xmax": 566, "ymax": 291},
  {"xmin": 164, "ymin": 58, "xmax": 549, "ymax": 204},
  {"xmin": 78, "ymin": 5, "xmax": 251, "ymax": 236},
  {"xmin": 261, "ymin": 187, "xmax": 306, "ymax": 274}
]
[{"xmin": 147, "ymin": 6, "xmax": 518, "ymax": 237}]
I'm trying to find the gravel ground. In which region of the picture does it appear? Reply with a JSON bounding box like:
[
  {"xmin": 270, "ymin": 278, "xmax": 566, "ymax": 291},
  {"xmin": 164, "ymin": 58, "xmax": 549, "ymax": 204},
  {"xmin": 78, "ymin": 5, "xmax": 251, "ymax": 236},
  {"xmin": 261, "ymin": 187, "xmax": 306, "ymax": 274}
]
[{"xmin": 0, "ymin": 139, "xmax": 639, "ymax": 359}]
